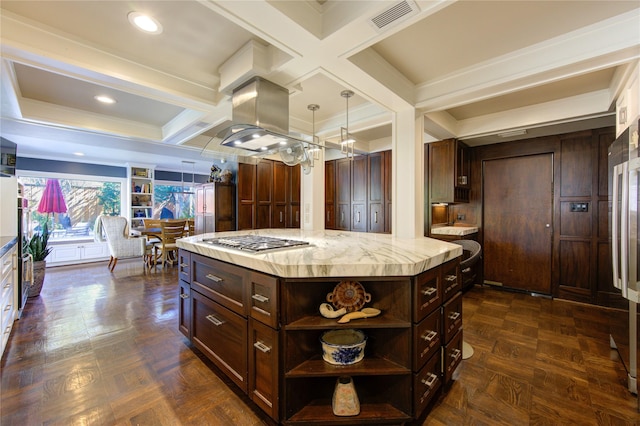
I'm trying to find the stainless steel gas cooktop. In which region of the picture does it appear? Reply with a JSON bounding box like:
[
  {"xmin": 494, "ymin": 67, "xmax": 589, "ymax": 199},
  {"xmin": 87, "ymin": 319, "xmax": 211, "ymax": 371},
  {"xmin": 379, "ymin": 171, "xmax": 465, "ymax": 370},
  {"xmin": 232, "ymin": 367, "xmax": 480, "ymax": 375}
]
[{"xmin": 201, "ymin": 235, "xmax": 310, "ymax": 254}]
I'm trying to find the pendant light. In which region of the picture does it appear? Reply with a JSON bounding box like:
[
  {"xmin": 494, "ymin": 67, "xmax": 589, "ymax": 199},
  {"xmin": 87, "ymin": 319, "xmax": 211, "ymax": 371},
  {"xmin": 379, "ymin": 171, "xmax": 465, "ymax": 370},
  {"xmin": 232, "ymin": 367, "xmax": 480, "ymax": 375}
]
[
  {"xmin": 340, "ymin": 90, "xmax": 355, "ymax": 159},
  {"xmin": 307, "ymin": 103, "xmax": 321, "ymax": 165},
  {"xmin": 178, "ymin": 160, "xmax": 195, "ymax": 194}
]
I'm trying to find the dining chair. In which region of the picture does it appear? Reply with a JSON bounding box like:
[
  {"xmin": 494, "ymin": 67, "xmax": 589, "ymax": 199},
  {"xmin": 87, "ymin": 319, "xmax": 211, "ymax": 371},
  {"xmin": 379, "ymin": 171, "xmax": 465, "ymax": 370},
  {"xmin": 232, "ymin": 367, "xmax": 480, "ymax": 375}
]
[
  {"xmin": 153, "ymin": 219, "xmax": 187, "ymax": 267},
  {"xmin": 187, "ymin": 218, "xmax": 195, "ymax": 236},
  {"xmin": 99, "ymin": 215, "xmax": 147, "ymax": 272}
]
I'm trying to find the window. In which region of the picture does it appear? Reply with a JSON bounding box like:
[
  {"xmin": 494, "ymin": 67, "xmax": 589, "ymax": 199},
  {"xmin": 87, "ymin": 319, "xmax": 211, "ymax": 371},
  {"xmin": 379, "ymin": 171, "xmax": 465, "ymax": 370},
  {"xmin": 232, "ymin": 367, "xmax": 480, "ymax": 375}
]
[
  {"xmin": 153, "ymin": 183, "xmax": 195, "ymax": 219},
  {"xmin": 19, "ymin": 174, "xmax": 123, "ymax": 241}
]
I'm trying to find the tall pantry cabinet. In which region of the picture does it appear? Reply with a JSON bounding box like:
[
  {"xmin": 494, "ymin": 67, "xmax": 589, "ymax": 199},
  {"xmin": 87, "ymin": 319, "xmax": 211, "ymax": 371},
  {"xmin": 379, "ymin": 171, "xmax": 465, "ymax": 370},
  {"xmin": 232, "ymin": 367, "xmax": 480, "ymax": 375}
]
[
  {"xmin": 237, "ymin": 159, "xmax": 301, "ymax": 230},
  {"xmin": 326, "ymin": 150, "xmax": 392, "ymax": 233},
  {"xmin": 194, "ymin": 182, "xmax": 236, "ymax": 234}
]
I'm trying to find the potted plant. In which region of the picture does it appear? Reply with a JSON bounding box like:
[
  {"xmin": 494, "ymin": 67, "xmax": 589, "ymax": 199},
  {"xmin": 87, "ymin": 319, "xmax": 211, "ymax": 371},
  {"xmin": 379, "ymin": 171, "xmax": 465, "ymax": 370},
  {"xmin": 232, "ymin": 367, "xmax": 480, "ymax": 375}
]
[{"xmin": 24, "ymin": 222, "xmax": 52, "ymax": 297}]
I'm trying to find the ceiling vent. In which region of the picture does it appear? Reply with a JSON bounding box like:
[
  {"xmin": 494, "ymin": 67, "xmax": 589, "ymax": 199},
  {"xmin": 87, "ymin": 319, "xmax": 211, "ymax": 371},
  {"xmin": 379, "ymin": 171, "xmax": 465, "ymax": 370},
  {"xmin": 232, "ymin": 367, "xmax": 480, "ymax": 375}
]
[{"xmin": 369, "ymin": 0, "xmax": 418, "ymax": 32}]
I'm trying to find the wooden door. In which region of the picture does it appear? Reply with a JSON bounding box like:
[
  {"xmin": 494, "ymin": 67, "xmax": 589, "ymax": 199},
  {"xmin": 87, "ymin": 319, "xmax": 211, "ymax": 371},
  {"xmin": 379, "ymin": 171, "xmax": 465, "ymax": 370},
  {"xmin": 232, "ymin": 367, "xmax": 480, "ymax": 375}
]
[{"xmin": 483, "ymin": 153, "xmax": 553, "ymax": 294}]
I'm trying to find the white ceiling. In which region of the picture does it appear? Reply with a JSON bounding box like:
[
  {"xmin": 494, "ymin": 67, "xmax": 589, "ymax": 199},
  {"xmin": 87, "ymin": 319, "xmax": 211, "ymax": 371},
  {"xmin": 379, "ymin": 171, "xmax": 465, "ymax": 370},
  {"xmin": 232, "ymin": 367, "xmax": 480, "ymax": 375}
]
[{"xmin": 1, "ymin": 1, "xmax": 638, "ymax": 174}]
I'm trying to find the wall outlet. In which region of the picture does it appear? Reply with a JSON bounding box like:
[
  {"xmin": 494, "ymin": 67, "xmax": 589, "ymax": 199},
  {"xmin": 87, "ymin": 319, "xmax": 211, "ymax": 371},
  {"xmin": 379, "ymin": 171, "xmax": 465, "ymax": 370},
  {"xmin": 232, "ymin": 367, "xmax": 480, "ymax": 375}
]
[{"xmin": 457, "ymin": 214, "xmax": 465, "ymax": 221}]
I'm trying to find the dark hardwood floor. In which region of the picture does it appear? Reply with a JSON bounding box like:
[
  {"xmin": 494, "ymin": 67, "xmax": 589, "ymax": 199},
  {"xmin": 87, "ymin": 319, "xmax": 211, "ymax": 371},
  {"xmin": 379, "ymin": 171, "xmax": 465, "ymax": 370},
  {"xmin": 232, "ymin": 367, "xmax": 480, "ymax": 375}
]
[{"xmin": 1, "ymin": 259, "xmax": 638, "ymax": 425}]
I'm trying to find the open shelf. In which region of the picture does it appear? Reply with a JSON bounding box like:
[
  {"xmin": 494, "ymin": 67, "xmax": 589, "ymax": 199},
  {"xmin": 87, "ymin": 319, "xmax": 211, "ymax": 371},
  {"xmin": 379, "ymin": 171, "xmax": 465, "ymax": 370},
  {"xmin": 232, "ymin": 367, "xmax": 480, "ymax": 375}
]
[
  {"xmin": 285, "ymin": 355, "xmax": 410, "ymax": 378},
  {"xmin": 285, "ymin": 313, "xmax": 410, "ymax": 330},
  {"xmin": 284, "ymin": 400, "xmax": 411, "ymax": 425}
]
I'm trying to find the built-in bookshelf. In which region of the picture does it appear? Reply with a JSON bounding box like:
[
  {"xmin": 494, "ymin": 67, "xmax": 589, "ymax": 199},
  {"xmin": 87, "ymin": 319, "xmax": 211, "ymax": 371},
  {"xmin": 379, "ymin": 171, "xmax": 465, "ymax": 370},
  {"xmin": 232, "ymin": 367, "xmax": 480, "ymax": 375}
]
[{"xmin": 128, "ymin": 165, "xmax": 154, "ymax": 229}]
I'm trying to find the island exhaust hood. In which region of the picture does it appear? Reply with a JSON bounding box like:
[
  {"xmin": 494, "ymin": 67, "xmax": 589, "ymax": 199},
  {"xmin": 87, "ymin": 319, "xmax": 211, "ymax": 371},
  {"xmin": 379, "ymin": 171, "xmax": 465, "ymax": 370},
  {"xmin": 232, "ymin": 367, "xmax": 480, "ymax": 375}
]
[{"xmin": 218, "ymin": 77, "xmax": 313, "ymax": 155}]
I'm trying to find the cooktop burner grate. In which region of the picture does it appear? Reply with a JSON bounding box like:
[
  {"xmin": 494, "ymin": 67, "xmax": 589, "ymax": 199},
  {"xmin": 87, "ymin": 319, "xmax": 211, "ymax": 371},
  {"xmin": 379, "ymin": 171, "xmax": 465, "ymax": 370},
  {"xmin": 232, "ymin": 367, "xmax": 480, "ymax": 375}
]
[{"xmin": 202, "ymin": 235, "xmax": 310, "ymax": 254}]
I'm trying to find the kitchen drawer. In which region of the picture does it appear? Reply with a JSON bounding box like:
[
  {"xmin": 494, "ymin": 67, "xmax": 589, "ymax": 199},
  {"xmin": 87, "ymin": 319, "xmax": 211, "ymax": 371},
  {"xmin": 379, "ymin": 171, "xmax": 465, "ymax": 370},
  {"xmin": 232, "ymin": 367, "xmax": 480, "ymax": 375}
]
[
  {"xmin": 413, "ymin": 266, "xmax": 441, "ymax": 322},
  {"xmin": 413, "ymin": 308, "xmax": 441, "ymax": 372},
  {"xmin": 441, "ymin": 258, "xmax": 461, "ymax": 302},
  {"xmin": 442, "ymin": 291, "xmax": 462, "ymax": 344},
  {"xmin": 192, "ymin": 254, "xmax": 248, "ymax": 316},
  {"xmin": 413, "ymin": 351, "xmax": 441, "ymax": 417},
  {"xmin": 249, "ymin": 271, "xmax": 279, "ymax": 329},
  {"xmin": 442, "ymin": 328, "xmax": 462, "ymax": 385},
  {"xmin": 178, "ymin": 249, "xmax": 190, "ymax": 282},
  {"xmin": 248, "ymin": 318, "xmax": 279, "ymax": 421},
  {"xmin": 191, "ymin": 289, "xmax": 248, "ymax": 392}
]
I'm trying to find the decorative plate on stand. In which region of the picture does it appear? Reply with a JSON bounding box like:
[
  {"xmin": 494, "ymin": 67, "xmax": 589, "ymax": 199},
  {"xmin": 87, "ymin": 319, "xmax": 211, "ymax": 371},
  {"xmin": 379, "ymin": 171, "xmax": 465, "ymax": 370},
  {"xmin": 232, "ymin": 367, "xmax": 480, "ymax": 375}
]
[{"xmin": 327, "ymin": 281, "xmax": 371, "ymax": 313}]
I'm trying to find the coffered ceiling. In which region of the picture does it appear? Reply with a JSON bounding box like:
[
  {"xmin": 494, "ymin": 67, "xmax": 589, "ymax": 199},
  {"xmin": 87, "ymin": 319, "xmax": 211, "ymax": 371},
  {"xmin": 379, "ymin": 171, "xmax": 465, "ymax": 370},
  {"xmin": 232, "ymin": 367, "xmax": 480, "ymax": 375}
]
[{"xmin": 1, "ymin": 1, "xmax": 638, "ymax": 173}]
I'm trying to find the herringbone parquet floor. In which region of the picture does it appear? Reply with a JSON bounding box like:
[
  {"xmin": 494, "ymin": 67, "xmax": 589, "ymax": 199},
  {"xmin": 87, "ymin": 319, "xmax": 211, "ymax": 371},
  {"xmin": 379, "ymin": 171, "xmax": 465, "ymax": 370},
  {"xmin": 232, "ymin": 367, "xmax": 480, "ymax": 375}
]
[{"xmin": 1, "ymin": 259, "xmax": 638, "ymax": 425}]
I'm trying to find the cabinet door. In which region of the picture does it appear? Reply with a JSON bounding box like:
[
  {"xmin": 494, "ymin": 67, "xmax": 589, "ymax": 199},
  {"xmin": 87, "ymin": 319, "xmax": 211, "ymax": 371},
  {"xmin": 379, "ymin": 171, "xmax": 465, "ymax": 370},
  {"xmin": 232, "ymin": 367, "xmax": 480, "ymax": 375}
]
[
  {"xmin": 248, "ymin": 319, "xmax": 279, "ymax": 421},
  {"xmin": 287, "ymin": 165, "xmax": 301, "ymax": 228},
  {"xmin": 178, "ymin": 280, "xmax": 191, "ymax": 338},
  {"xmin": 325, "ymin": 160, "xmax": 336, "ymax": 229},
  {"xmin": 238, "ymin": 163, "xmax": 256, "ymax": 230},
  {"xmin": 368, "ymin": 152, "xmax": 384, "ymax": 233},
  {"xmin": 336, "ymin": 159, "xmax": 351, "ymax": 230},
  {"xmin": 191, "ymin": 290, "xmax": 248, "ymax": 392},
  {"xmin": 351, "ymin": 155, "xmax": 367, "ymax": 232},
  {"xmin": 455, "ymin": 141, "xmax": 470, "ymax": 188},
  {"xmin": 429, "ymin": 139, "xmax": 456, "ymax": 203},
  {"xmin": 384, "ymin": 150, "xmax": 392, "ymax": 234},
  {"xmin": 273, "ymin": 205, "xmax": 287, "ymax": 228},
  {"xmin": 256, "ymin": 161, "xmax": 273, "ymax": 229},
  {"xmin": 214, "ymin": 183, "xmax": 236, "ymax": 231}
]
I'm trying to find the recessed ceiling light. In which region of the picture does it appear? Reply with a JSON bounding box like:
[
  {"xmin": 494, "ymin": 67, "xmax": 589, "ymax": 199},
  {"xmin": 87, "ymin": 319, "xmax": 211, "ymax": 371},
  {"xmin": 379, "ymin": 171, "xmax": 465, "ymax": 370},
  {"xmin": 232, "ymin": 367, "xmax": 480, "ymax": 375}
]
[
  {"xmin": 94, "ymin": 95, "xmax": 116, "ymax": 104},
  {"xmin": 128, "ymin": 12, "xmax": 163, "ymax": 34},
  {"xmin": 73, "ymin": 152, "xmax": 85, "ymax": 157}
]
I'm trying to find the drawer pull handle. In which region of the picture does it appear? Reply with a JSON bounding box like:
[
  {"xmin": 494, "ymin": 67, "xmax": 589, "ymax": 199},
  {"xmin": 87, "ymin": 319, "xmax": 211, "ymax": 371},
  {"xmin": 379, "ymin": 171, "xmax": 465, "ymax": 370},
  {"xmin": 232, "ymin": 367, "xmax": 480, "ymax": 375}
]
[
  {"xmin": 450, "ymin": 348, "xmax": 461, "ymax": 362},
  {"xmin": 421, "ymin": 330, "xmax": 437, "ymax": 342},
  {"xmin": 448, "ymin": 312, "xmax": 460, "ymax": 321},
  {"xmin": 4, "ymin": 304, "xmax": 11, "ymax": 312},
  {"xmin": 421, "ymin": 287, "xmax": 436, "ymax": 296},
  {"xmin": 374, "ymin": 211, "xmax": 378, "ymax": 223},
  {"xmin": 462, "ymin": 267, "xmax": 471, "ymax": 273},
  {"xmin": 254, "ymin": 341, "xmax": 271, "ymax": 353},
  {"xmin": 180, "ymin": 263, "xmax": 188, "ymax": 268},
  {"xmin": 252, "ymin": 294, "xmax": 269, "ymax": 303},
  {"xmin": 180, "ymin": 293, "xmax": 189, "ymax": 299},
  {"xmin": 205, "ymin": 315, "xmax": 224, "ymax": 326},
  {"xmin": 4, "ymin": 326, "xmax": 11, "ymax": 334},
  {"xmin": 205, "ymin": 274, "xmax": 223, "ymax": 283},
  {"xmin": 445, "ymin": 274, "xmax": 457, "ymax": 282},
  {"xmin": 421, "ymin": 373, "xmax": 438, "ymax": 388}
]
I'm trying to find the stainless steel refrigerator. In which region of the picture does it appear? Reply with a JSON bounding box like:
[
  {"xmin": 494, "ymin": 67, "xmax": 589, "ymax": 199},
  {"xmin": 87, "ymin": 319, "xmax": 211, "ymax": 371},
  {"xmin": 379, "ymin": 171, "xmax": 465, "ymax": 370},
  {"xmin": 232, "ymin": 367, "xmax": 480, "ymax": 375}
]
[{"xmin": 609, "ymin": 117, "xmax": 639, "ymax": 412}]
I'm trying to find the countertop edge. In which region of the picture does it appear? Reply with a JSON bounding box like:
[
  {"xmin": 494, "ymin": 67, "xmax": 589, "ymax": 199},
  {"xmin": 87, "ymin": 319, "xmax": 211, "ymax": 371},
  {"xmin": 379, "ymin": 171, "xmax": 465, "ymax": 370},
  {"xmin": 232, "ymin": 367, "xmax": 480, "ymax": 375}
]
[{"xmin": 176, "ymin": 230, "xmax": 462, "ymax": 278}]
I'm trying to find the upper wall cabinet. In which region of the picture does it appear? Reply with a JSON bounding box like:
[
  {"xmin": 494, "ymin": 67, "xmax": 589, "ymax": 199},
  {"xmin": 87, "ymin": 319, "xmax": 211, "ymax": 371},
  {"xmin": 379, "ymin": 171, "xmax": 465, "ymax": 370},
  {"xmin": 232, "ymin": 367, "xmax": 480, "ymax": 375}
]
[{"xmin": 428, "ymin": 139, "xmax": 470, "ymax": 203}]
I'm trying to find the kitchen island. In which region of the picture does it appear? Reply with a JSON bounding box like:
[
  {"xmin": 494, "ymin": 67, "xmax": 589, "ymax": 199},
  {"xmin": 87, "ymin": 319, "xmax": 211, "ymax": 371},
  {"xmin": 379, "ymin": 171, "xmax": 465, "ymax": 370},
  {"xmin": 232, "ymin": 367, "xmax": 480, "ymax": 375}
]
[{"xmin": 177, "ymin": 229, "xmax": 463, "ymax": 425}]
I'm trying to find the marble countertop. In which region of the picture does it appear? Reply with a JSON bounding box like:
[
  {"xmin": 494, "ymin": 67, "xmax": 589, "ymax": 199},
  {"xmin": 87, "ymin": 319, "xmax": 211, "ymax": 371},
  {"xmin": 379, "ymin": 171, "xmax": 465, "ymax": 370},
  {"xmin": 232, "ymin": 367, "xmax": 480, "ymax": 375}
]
[
  {"xmin": 0, "ymin": 236, "xmax": 18, "ymax": 258},
  {"xmin": 430, "ymin": 226, "xmax": 478, "ymax": 236},
  {"xmin": 177, "ymin": 229, "xmax": 462, "ymax": 278}
]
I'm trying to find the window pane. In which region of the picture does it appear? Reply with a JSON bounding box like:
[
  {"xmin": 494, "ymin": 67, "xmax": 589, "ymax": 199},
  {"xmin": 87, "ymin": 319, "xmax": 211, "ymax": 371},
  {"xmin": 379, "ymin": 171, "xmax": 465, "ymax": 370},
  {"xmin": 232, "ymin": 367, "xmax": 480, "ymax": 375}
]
[
  {"xmin": 20, "ymin": 176, "xmax": 121, "ymax": 241},
  {"xmin": 154, "ymin": 184, "xmax": 194, "ymax": 219}
]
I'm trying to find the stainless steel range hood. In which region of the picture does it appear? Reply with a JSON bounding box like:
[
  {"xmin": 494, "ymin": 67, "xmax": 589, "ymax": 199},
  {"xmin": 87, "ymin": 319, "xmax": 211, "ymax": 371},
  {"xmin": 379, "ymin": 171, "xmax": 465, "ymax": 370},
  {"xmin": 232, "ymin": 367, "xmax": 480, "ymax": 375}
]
[{"xmin": 218, "ymin": 77, "xmax": 310, "ymax": 153}]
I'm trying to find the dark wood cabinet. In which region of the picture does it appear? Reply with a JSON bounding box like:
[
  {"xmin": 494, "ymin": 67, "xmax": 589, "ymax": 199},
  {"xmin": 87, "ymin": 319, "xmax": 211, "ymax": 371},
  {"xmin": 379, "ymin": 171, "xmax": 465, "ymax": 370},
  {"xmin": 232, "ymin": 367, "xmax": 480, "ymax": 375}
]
[
  {"xmin": 325, "ymin": 160, "xmax": 336, "ymax": 229},
  {"xmin": 429, "ymin": 139, "xmax": 470, "ymax": 203},
  {"xmin": 180, "ymin": 250, "xmax": 461, "ymax": 424},
  {"xmin": 194, "ymin": 182, "xmax": 236, "ymax": 234},
  {"xmin": 351, "ymin": 155, "xmax": 367, "ymax": 232},
  {"xmin": 335, "ymin": 158, "xmax": 351, "ymax": 230},
  {"xmin": 238, "ymin": 163, "xmax": 256, "ymax": 230},
  {"xmin": 238, "ymin": 160, "xmax": 300, "ymax": 230},
  {"xmin": 368, "ymin": 152, "xmax": 384, "ymax": 233},
  {"xmin": 256, "ymin": 160, "xmax": 274, "ymax": 229},
  {"xmin": 328, "ymin": 150, "xmax": 391, "ymax": 233}
]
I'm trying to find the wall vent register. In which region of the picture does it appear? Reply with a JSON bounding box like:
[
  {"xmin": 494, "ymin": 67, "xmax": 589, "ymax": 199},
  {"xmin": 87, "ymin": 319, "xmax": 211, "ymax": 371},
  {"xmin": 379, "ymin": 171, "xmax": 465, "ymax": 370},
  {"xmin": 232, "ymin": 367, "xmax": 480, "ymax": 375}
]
[{"xmin": 202, "ymin": 235, "xmax": 309, "ymax": 253}]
